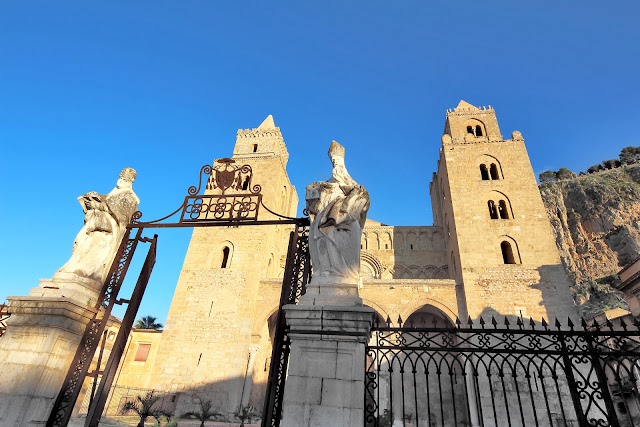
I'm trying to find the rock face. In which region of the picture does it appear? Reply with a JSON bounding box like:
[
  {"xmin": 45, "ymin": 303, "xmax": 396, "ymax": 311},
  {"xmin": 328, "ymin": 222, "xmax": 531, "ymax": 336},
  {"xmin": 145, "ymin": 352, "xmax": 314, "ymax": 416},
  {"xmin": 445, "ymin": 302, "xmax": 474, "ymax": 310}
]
[{"xmin": 541, "ymin": 165, "xmax": 640, "ymax": 313}]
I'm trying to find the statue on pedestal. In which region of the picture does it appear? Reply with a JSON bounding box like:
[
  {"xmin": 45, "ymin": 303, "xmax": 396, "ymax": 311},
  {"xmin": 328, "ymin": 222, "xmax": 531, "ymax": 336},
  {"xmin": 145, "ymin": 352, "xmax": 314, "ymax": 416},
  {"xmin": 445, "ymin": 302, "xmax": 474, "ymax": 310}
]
[
  {"xmin": 303, "ymin": 141, "xmax": 369, "ymax": 305},
  {"xmin": 48, "ymin": 168, "xmax": 140, "ymax": 298}
]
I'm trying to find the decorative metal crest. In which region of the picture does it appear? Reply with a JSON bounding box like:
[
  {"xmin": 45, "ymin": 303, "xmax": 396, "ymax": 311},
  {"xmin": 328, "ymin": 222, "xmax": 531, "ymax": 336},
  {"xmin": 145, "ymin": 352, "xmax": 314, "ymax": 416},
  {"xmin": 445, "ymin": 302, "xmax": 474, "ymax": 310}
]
[{"xmin": 131, "ymin": 159, "xmax": 270, "ymax": 226}]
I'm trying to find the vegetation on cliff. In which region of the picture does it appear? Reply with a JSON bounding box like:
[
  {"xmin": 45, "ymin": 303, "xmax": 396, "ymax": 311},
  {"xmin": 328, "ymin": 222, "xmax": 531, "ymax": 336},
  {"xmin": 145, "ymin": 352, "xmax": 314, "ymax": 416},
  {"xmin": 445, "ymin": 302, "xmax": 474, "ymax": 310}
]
[{"xmin": 540, "ymin": 163, "xmax": 640, "ymax": 317}]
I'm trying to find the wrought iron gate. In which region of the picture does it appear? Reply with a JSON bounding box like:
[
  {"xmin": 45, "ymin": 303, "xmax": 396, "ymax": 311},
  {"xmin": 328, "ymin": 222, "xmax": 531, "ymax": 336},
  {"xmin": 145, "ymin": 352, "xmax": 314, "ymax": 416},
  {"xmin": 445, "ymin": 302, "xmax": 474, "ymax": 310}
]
[
  {"xmin": 46, "ymin": 159, "xmax": 309, "ymax": 427},
  {"xmin": 262, "ymin": 225, "xmax": 311, "ymax": 427},
  {"xmin": 365, "ymin": 316, "xmax": 640, "ymax": 427}
]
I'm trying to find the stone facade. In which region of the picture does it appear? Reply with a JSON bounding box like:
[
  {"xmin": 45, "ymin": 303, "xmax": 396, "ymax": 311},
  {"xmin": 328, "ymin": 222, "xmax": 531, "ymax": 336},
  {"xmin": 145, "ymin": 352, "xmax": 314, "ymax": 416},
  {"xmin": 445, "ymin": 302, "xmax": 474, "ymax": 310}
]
[{"xmin": 99, "ymin": 103, "xmax": 577, "ymax": 418}]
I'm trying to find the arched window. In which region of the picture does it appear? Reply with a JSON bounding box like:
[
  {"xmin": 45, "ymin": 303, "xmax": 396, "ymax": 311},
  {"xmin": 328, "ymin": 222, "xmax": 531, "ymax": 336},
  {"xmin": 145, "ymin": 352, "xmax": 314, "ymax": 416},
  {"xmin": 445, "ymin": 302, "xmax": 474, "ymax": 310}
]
[
  {"xmin": 467, "ymin": 126, "xmax": 474, "ymax": 135},
  {"xmin": 488, "ymin": 200, "xmax": 498, "ymax": 219},
  {"xmin": 480, "ymin": 164, "xmax": 490, "ymax": 180},
  {"xmin": 501, "ymin": 241, "xmax": 516, "ymax": 264},
  {"xmin": 221, "ymin": 246, "xmax": 231, "ymax": 268},
  {"xmin": 475, "ymin": 125, "xmax": 483, "ymax": 137},
  {"xmin": 498, "ymin": 200, "xmax": 509, "ymax": 219},
  {"xmin": 490, "ymin": 163, "xmax": 500, "ymax": 180}
]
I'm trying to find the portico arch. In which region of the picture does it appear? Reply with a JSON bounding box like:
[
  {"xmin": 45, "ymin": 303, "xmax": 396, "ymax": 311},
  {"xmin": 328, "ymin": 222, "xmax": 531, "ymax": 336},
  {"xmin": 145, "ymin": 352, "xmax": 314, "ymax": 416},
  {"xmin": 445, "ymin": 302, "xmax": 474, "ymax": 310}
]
[{"xmin": 399, "ymin": 299, "xmax": 457, "ymax": 326}]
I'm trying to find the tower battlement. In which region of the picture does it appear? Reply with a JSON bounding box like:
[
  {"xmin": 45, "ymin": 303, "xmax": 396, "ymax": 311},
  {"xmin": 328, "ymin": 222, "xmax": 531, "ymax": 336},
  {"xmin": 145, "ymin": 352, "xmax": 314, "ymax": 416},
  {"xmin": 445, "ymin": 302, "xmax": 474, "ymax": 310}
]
[
  {"xmin": 233, "ymin": 115, "xmax": 289, "ymax": 166},
  {"xmin": 446, "ymin": 104, "xmax": 494, "ymax": 116}
]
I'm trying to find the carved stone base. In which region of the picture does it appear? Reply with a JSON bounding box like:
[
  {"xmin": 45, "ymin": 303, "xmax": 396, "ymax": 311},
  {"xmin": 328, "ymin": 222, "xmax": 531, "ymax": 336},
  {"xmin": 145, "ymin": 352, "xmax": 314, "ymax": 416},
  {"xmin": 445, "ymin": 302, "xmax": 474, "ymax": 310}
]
[
  {"xmin": 299, "ymin": 277, "xmax": 362, "ymax": 306},
  {"xmin": 0, "ymin": 296, "xmax": 98, "ymax": 426},
  {"xmin": 281, "ymin": 305, "xmax": 374, "ymax": 427},
  {"xmin": 30, "ymin": 273, "xmax": 101, "ymax": 307}
]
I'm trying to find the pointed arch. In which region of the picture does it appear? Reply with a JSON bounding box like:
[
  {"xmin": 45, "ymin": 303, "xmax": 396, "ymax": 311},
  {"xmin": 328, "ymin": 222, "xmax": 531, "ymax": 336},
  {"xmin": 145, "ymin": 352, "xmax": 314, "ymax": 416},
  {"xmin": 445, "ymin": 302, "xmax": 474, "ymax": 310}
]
[{"xmin": 400, "ymin": 301, "xmax": 457, "ymax": 327}]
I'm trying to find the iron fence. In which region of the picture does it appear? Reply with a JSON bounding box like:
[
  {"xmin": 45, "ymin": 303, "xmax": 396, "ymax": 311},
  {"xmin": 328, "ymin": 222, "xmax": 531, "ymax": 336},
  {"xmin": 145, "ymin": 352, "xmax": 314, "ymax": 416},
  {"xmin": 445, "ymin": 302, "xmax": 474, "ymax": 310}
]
[{"xmin": 365, "ymin": 316, "xmax": 640, "ymax": 427}]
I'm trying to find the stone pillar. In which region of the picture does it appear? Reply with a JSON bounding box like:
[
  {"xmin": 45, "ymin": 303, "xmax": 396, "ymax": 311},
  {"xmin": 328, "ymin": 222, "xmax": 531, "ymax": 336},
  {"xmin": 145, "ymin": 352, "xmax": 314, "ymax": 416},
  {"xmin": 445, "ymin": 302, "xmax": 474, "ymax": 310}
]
[
  {"xmin": 241, "ymin": 345, "xmax": 260, "ymax": 407},
  {"xmin": 281, "ymin": 305, "xmax": 374, "ymax": 427},
  {"xmin": 0, "ymin": 296, "xmax": 97, "ymax": 426}
]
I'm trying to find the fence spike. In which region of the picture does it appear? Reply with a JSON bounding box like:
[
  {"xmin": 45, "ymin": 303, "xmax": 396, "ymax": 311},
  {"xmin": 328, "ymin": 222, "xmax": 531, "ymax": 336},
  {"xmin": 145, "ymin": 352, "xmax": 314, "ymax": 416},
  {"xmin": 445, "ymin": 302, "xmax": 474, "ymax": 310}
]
[
  {"xmin": 408, "ymin": 318, "xmax": 415, "ymax": 328},
  {"xmin": 491, "ymin": 316, "xmax": 498, "ymax": 329},
  {"xmin": 432, "ymin": 317, "xmax": 438, "ymax": 328},
  {"xmin": 397, "ymin": 315, "xmax": 403, "ymax": 327},
  {"xmin": 580, "ymin": 317, "xmax": 588, "ymax": 329},
  {"xmin": 591, "ymin": 318, "xmax": 600, "ymax": 331},
  {"xmin": 605, "ymin": 318, "xmax": 614, "ymax": 330},
  {"xmin": 567, "ymin": 317, "xmax": 574, "ymax": 330},
  {"xmin": 541, "ymin": 317, "xmax": 548, "ymax": 330},
  {"xmin": 620, "ymin": 317, "xmax": 628, "ymax": 331},
  {"xmin": 479, "ymin": 317, "xmax": 486, "ymax": 329},
  {"xmin": 373, "ymin": 314, "xmax": 379, "ymax": 328},
  {"xmin": 504, "ymin": 317, "xmax": 510, "ymax": 328},
  {"xmin": 467, "ymin": 316, "xmax": 474, "ymax": 328},
  {"xmin": 455, "ymin": 317, "xmax": 462, "ymax": 328},
  {"xmin": 386, "ymin": 315, "xmax": 392, "ymax": 327},
  {"xmin": 516, "ymin": 317, "xmax": 523, "ymax": 329},
  {"xmin": 633, "ymin": 317, "xmax": 640, "ymax": 330},
  {"xmin": 555, "ymin": 318, "xmax": 562, "ymax": 330},
  {"xmin": 529, "ymin": 317, "xmax": 536, "ymax": 329}
]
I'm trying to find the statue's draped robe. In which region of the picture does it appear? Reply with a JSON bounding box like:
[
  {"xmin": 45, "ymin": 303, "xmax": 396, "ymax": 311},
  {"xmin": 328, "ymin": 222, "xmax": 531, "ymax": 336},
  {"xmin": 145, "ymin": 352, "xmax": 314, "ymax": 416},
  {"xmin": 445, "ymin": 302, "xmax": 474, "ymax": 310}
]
[
  {"xmin": 307, "ymin": 161, "xmax": 370, "ymax": 283},
  {"xmin": 54, "ymin": 187, "xmax": 139, "ymax": 285}
]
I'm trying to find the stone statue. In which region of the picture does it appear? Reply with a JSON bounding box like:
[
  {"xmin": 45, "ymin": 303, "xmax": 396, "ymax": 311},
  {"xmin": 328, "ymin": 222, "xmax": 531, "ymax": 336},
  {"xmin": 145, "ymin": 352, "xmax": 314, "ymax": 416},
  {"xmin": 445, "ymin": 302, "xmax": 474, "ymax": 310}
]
[
  {"xmin": 302, "ymin": 141, "xmax": 369, "ymax": 305},
  {"xmin": 52, "ymin": 167, "xmax": 140, "ymax": 288}
]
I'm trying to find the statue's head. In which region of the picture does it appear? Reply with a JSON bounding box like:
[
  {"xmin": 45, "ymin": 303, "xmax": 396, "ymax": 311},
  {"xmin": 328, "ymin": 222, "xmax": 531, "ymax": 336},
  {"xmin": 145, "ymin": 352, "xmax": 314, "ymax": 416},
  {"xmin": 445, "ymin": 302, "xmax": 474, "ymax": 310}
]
[
  {"xmin": 117, "ymin": 167, "xmax": 137, "ymax": 188},
  {"xmin": 328, "ymin": 140, "xmax": 345, "ymax": 166}
]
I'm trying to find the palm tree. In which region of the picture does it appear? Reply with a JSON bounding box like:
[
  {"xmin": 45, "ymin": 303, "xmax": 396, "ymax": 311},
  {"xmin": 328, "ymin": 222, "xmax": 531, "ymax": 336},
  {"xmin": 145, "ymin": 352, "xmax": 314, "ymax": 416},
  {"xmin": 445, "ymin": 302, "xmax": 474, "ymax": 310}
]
[
  {"xmin": 180, "ymin": 399, "xmax": 222, "ymax": 427},
  {"xmin": 120, "ymin": 391, "xmax": 165, "ymax": 427},
  {"xmin": 134, "ymin": 315, "xmax": 163, "ymax": 330},
  {"xmin": 234, "ymin": 404, "xmax": 256, "ymax": 427}
]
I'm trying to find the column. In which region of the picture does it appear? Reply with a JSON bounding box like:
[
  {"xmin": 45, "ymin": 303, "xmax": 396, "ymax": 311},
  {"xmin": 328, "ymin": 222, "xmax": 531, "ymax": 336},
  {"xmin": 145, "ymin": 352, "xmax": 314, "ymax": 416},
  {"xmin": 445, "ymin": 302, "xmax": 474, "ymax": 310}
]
[
  {"xmin": 241, "ymin": 345, "xmax": 260, "ymax": 407},
  {"xmin": 281, "ymin": 304, "xmax": 374, "ymax": 427}
]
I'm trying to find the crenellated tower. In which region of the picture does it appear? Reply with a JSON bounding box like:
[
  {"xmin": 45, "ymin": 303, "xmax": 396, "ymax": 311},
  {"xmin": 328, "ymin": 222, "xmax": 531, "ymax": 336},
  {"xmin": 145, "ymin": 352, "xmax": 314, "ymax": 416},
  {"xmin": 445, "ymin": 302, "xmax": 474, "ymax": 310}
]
[
  {"xmin": 430, "ymin": 101, "xmax": 576, "ymax": 322},
  {"xmin": 147, "ymin": 116, "xmax": 298, "ymax": 415}
]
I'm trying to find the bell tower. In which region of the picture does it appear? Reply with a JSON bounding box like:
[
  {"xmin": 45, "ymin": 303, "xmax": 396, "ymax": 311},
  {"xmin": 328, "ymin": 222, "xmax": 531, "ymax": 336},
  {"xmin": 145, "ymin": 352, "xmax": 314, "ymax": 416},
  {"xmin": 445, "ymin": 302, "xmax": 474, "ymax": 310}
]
[
  {"xmin": 148, "ymin": 116, "xmax": 298, "ymax": 415},
  {"xmin": 430, "ymin": 101, "xmax": 576, "ymax": 322}
]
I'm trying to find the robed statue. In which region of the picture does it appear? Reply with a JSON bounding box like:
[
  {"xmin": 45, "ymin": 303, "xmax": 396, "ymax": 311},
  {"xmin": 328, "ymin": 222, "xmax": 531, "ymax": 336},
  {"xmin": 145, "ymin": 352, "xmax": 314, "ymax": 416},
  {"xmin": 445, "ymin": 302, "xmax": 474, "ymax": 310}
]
[
  {"xmin": 302, "ymin": 141, "xmax": 370, "ymax": 305},
  {"xmin": 52, "ymin": 167, "xmax": 140, "ymax": 289}
]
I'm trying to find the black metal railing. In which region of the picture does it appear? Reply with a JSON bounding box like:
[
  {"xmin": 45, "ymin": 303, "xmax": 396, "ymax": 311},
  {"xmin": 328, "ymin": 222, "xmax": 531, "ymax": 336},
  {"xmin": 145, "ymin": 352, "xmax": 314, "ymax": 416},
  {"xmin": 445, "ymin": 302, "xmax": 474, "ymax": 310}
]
[
  {"xmin": 261, "ymin": 224, "xmax": 311, "ymax": 427},
  {"xmin": 365, "ymin": 316, "xmax": 640, "ymax": 427}
]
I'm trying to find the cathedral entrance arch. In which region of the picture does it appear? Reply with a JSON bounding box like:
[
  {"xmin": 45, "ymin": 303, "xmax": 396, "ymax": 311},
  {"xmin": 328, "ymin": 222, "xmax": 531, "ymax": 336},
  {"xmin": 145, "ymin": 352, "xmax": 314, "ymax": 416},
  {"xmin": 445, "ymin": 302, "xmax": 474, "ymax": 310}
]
[{"xmin": 46, "ymin": 160, "xmax": 311, "ymax": 427}]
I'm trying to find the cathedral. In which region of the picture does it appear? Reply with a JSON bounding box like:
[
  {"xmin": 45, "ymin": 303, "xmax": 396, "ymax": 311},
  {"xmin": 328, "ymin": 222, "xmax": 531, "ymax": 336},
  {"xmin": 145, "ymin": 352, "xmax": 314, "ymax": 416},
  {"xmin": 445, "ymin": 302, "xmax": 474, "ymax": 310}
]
[{"xmin": 94, "ymin": 100, "xmax": 577, "ymax": 418}]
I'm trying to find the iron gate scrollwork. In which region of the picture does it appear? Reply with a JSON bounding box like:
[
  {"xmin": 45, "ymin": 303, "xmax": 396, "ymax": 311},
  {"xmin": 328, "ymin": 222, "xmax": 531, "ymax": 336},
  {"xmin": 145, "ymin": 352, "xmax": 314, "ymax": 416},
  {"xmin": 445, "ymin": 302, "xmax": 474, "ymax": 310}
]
[
  {"xmin": 365, "ymin": 316, "xmax": 640, "ymax": 427},
  {"xmin": 47, "ymin": 158, "xmax": 309, "ymax": 427},
  {"xmin": 262, "ymin": 223, "xmax": 311, "ymax": 427},
  {"xmin": 47, "ymin": 228, "xmax": 151, "ymax": 427}
]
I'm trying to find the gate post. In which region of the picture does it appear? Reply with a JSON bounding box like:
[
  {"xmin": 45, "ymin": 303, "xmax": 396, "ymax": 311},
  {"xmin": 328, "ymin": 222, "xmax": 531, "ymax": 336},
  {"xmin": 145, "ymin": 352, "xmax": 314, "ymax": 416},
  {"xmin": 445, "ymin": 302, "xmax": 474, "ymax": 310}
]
[{"xmin": 281, "ymin": 305, "xmax": 374, "ymax": 427}]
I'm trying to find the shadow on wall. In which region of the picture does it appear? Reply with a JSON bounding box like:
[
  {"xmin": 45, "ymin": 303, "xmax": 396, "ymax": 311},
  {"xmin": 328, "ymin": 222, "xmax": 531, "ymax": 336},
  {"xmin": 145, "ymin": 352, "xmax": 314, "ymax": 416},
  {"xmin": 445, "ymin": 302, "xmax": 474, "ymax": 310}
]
[{"xmin": 77, "ymin": 376, "xmax": 264, "ymax": 425}]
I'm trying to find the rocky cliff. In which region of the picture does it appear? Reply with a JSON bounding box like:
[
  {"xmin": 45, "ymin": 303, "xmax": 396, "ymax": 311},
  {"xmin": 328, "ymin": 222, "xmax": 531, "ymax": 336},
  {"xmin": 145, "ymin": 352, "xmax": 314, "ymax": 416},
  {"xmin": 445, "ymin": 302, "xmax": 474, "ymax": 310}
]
[{"xmin": 540, "ymin": 165, "xmax": 640, "ymax": 315}]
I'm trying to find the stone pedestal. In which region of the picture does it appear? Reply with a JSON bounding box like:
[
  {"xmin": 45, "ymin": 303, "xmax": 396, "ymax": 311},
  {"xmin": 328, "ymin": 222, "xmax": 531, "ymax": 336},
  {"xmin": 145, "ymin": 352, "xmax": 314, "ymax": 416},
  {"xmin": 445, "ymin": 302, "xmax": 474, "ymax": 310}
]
[
  {"xmin": 0, "ymin": 296, "xmax": 98, "ymax": 426},
  {"xmin": 30, "ymin": 273, "xmax": 102, "ymax": 308},
  {"xmin": 281, "ymin": 305, "xmax": 374, "ymax": 427}
]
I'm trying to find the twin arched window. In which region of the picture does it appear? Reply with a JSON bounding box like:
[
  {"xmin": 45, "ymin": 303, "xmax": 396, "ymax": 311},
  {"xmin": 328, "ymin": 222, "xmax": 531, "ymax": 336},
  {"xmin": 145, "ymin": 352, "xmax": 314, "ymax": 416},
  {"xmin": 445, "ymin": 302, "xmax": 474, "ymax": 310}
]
[
  {"xmin": 480, "ymin": 163, "xmax": 500, "ymax": 180},
  {"xmin": 488, "ymin": 199, "xmax": 510, "ymax": 219},
  {"xmin": 466, "ymin": 125, "xmax": 483, "ymax": 137}
]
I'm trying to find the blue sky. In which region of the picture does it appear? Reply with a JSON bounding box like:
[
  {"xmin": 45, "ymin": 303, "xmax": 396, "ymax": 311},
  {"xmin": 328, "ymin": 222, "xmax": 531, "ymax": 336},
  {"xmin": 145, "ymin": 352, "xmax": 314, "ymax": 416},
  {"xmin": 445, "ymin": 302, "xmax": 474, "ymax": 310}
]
[{"xmin": 1, "ymin": 1, "xmax": 639, "ymax": 323}]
